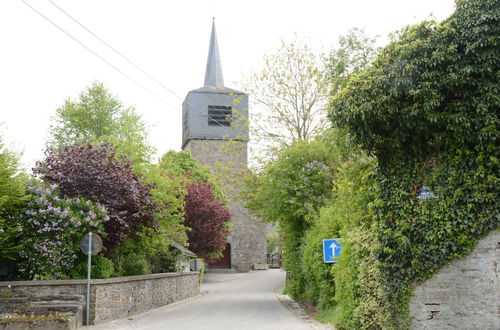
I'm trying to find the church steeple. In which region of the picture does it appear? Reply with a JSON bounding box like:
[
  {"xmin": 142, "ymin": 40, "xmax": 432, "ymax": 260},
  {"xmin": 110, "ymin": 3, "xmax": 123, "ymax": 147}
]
[{"xmin": 204, "ymin": 19, "xmax": 224, "ymax": 88}]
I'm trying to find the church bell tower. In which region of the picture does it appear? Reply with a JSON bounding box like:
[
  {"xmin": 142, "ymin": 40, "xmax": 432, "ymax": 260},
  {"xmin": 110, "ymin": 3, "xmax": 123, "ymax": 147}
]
[{"xmin": 181, "ymin": 20, "xmax": 266, "ymax": 272}]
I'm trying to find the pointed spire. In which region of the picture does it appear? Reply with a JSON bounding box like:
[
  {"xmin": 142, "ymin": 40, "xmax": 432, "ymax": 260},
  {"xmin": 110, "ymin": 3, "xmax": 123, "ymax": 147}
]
[{"xmin": 204, "ymin": 18, "xmax": 224, "ymax": 88}]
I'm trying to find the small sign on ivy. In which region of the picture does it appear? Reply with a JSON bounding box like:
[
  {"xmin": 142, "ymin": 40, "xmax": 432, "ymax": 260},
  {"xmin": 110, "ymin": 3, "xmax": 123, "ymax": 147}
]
[{"xmin": 417, "ymin": 186, "xmax": 438, "ymax": 200}]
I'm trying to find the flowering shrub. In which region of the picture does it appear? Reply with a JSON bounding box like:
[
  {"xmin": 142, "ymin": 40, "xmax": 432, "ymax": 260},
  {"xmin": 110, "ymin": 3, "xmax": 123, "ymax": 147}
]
[{"xmin": 18, "ymin": 182, "xmax": 109, "ymax": 279}]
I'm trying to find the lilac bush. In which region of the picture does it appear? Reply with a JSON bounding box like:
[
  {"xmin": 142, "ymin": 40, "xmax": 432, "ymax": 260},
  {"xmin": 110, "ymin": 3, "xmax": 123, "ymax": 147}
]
[{"xmin": 18, "ymin": 182, "xmax": 109, "ymax": 279}]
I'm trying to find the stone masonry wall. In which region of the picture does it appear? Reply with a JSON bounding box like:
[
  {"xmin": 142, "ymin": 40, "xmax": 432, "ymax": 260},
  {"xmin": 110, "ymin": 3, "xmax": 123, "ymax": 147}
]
[
  {"xmin": 409, "ymin": 230, "xmax": 500, "ymax": 329},
  {"xmin": 185, "ymin": 139, "xmax": 267, "ymax": 271},
  {"xmin": 0, "ymin": 272, "xmax": 199, "ymax": 325}
]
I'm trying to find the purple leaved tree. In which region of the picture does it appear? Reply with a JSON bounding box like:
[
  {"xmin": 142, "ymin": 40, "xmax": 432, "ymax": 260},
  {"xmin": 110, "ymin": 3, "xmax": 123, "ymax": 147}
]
[{"xmin": 34, "ymin": 142, "xmax": 159, "ymax": 251}]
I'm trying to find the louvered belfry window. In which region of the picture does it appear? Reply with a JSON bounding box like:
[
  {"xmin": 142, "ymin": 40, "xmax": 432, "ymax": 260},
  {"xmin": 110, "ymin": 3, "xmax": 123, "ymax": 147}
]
[{"xmin": 208, "ymin": 105, "xmax": 232, "ymax": 126}]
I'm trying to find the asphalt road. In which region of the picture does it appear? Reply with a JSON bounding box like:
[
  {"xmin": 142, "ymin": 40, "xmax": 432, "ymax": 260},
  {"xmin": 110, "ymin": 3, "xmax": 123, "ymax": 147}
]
[{"xmin": 87, "ymin": 269, "xmax": 327, "ymax": 330}]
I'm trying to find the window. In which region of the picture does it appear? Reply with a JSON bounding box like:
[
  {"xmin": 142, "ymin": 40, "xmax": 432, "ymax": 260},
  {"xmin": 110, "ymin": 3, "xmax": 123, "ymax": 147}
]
[{"xmin": 208, "ymin": 105, "xmax": 232, "ymax": 126}]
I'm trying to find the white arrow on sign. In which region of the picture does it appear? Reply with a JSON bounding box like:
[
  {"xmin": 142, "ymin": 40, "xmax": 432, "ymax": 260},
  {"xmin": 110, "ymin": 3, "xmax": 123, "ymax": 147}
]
[{"xmin": 330, "ymin": 241, "xmax": 339, "ymax": 256}]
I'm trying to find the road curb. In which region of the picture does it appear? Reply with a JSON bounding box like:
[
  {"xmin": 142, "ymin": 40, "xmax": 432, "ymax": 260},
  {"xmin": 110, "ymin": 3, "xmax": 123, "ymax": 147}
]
[{"xmin": 274, "ymin": 283, "xmax": 333, "ymax": 330}]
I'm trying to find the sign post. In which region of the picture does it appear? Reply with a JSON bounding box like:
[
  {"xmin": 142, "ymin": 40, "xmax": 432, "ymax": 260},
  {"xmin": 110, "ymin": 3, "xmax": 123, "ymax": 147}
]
[
  {"xmin": 80, "ymin": 232, "xmax": 103, "ymax": 326},
  {"xmin": 322, "ymin": 238, "xmax": 343, "ymax": 263}
]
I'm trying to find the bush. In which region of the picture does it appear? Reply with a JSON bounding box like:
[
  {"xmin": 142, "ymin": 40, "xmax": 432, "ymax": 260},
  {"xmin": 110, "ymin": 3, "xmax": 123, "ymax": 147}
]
[
  {"xmin": 149, "ymin": 247, "xmax": 183, "ymax": 273},
  {"xmin": 17, "ymin": 182, "xmax": 108, "ymax": 279},
  {"xmin": 69, "ymin": 255, "xmax": 114, "ymax": 279},
  {"xmin": 121, "ymin": 254, "xmax": 151, "ymax": 276}
]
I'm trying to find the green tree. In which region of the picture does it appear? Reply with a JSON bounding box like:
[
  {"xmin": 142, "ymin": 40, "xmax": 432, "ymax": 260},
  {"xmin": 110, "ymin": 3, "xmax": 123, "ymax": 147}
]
[
  {"xmin": 328, "ymin": 28, "xmax": 379, "ymax": 97},
  {"xmin": 49, "ymin": 81, "xmax": 153, "ymax": 165},
  {"xmin": 159, "ymin": 150, "xmax": 225, "ymax": 200},
  {"xmin": 0, "ymin": 134, "xmax": 26, "ymax": 260}
]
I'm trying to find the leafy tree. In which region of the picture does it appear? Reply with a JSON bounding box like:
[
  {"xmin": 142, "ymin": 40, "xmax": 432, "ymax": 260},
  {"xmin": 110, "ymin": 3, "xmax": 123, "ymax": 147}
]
[
  {"xmin": 159, "ymin": 150, "xmax": 225, "ymax": 200},
  {"xmin": 158, "ymin": 151, "xmax": 231, "ymax": 261},
  {"xmin": 49, "ymin": 81, "xmax": 153, "ymax": 165},
  {"xmin": 242, "ymin": 36, "xmax": 329, "ymax": 160},
  {"xmin": 184, "ymin": 181, "xmax": 231, "ymax": 262},
  {"xmin": 0, "ymin": 134, "xmax": 26, "ymax": 260},
  {"xmin": 33, "ymin": 142, "xmax": 159, "ymax": 251},
  {"xmin": 328, "ymin": 28, "xmax": 379, "ymax": 96}
]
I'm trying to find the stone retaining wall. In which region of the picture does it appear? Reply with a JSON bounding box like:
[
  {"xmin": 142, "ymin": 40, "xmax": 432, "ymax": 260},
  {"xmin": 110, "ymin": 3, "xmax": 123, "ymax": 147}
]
[
  {"xmin": 409, "ymin": 230, "xmax": 499, "ymax": 329},
  {"xmin": 0, "ymin": 272, "xmax": 200, "ymax": 325}
]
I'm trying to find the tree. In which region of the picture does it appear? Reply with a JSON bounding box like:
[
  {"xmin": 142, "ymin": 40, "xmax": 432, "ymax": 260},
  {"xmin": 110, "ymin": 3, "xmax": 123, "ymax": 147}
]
[
  {"xmin": 0, "ymin": 134, "xmax": 26, "ymax": 261},
  {"xmin": 328, "ymin": 28, "xmax": 379, "ymax": 96},
  {"xmin": 158, "ymin": 151, "xmax": 231, "ymax": 261},
  {"xmin": 33, "ymin": 142, "xmax": 159, "ymax": 250},
  {"xmin": 184, "ymin": 181, "xmax": 231, "ymax": 262},
  {"xmin": 159, "ymin": 150, "xmax": 225, "ymax": 200},
  {"xmin": 242, "ymin": 37, "xmax": 329, "ymax": 161},
  {"xmin": 49, "ymin": 81, "xmax": 153, "ymax": 165}
]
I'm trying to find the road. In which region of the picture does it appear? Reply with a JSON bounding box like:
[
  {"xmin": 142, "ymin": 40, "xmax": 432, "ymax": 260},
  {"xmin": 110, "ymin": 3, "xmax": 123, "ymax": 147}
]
[{"xmin": 87, "ymin": 269, "xmax": 328, "ymax": 330}]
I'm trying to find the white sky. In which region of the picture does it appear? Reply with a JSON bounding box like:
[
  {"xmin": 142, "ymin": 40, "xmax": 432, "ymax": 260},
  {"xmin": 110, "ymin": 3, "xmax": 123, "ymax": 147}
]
[{"xmin": 0, "ymin": 0, "xmax": 455, "ymax": 169}]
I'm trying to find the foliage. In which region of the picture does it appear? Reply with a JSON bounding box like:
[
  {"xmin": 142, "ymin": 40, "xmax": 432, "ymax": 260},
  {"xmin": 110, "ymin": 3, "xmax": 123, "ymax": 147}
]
[
  {"xmin": 141, "ymin": 164, "xmax": 188, "ymax": 245},
  {"xmin": 266, "ymin": 232, "xmax": 280, "ymax": 254},
  {"xmin": 301, "ymin": 157, "xmax": 376, "ymax": 314},
  {"xmin": 244, "ymin": 135, "xmax": 343, "ymax": 297},
  {"xmin": 0, "ymin": 135, "xmax": 27, "ymax": 260},
  {"xmin": 242, "ymin": 36, "xmax": 329, "ymax": 161},
  {"xmin": 33, "ymin": 142, "xmax": 159, "ymax": 251},
  {"xmin": 159, "ymin": 150, "xmax": 224, "ymax": 200},
  {"xmin": 159, "ymin": 150, "xmax": 230, "ymax": 263},
  {"xmin": 328, "ymin": 28, "xmax": 379, "ymax": 97},
  {"xmin": 49, "ymin": 81, "xmax": 153, "ymax": 165},
  {"xmin": 17, "ymin": 182, "xmax": 108, "ymax": 279},
  {"xmin": 149, "ymin": 246, "xmax": 183, "ymax": 273},
  {"xmin": 184, "ymin": 181, "xmax": 231, "ymax": 262},
  {"xmin": 121, "ymin": 254, "xmax": 151, "ymax": 276},
  {"xmin": 331, "ymin": 227, "xmax": 390, "ymax": 330},
  {"xmin": 69, "ymin": 255, "xmax": 114, "ymax": 279},
  {"xmin": 329, "ymin": 0, "xmax": 499, "ymax": 327}
]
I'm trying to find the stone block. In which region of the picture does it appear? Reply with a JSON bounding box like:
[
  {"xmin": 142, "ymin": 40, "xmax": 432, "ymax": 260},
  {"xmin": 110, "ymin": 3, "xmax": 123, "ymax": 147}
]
[{"xmin": 253, "ymin": 264, "xmax": 269, "ymax": 270}]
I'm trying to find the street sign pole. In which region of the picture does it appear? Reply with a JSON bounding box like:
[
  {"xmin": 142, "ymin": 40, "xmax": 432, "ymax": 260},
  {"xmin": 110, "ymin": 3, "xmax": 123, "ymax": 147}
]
[{"xmin": 86, "ymin": 232, "xmax": 92, "ymax": 326}]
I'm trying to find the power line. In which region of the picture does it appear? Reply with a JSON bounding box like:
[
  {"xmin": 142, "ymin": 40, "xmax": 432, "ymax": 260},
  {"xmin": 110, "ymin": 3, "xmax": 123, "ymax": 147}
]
[
  {"xmin": 20, "ymin": 0, "xmax": 179, "ymax": 112},
  {"xmin": 44, "ymin": 0, "xmax": 229, "ymax": 127}
]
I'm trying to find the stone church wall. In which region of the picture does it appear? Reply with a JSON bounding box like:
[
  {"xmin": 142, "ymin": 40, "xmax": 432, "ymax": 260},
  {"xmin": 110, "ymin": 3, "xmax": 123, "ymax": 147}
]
[{"xmin": 409, "ymin": 230, "xmax": 500, "ymax": 329}]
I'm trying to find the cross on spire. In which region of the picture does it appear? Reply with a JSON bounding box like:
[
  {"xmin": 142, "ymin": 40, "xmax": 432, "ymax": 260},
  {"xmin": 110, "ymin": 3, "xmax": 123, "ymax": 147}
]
[{"xmin": 204, "ymin": 19, "xmax": 224, "ymax": 88}]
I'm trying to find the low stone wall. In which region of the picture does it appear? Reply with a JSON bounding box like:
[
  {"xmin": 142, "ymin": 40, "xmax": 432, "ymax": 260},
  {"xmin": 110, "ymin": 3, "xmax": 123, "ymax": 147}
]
[
  {"xmin": 0, "ymin": 272, "xmax": 200, "ymax": 325},
  {"xmin": 409, "ymin": 230, "xmax": 499, "ymax": 329}
]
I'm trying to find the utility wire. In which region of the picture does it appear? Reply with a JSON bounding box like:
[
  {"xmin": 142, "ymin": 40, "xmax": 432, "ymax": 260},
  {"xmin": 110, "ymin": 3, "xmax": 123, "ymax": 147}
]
[
  {"xmin": 45, "ymin": 0, "xmax": 228, "ymax": 127},
  {"xmin": 20, "ymin": 0, "xmax": 179, "ymax": 112}
]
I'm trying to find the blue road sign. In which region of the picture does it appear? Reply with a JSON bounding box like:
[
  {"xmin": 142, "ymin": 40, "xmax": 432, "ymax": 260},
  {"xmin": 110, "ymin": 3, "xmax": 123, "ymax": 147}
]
[{"xmin": 323, "ymin": 239, "xmax": 342, "ymax": 263}]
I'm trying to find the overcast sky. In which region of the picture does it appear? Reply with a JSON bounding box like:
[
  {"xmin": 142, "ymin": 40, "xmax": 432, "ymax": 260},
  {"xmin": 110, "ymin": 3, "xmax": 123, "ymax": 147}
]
[{"xmin": 0, "ymin": 0, "xmax": 455, "ymax": 169}]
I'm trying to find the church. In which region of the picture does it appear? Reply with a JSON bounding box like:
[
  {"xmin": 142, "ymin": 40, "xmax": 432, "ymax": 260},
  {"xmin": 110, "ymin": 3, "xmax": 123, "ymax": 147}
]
[{"xmin": 181, "ymin": 20, "xmax": 267, "ymax": 272}]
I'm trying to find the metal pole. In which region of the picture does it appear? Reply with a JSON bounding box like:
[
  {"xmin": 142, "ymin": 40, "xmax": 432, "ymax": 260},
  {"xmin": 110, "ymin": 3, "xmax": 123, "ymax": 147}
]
[{"xmin": 86, "ymin": 232, "xmax": 92, "ymax": 326}]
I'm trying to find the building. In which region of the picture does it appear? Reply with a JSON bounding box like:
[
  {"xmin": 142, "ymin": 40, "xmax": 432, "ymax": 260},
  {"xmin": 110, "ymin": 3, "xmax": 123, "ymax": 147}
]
[{"xmin": 181, "ymin": 20, "xmax": 267, "ymax": 272}]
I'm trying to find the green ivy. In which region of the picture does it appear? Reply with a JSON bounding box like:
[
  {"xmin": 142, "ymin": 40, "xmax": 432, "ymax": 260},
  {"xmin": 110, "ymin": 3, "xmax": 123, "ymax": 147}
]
[{"xmin": 330, "ymin": 0, "xmax": 499, "ymax": 328}]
